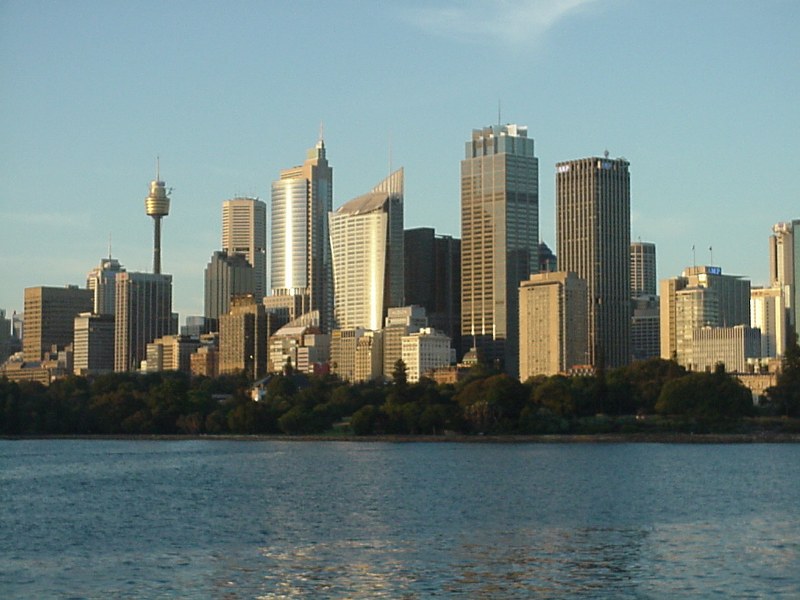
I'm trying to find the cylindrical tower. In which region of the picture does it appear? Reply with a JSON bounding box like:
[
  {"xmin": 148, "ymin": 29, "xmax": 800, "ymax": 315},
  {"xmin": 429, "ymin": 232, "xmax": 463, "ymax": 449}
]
[{"xmin": 145, "ymin": 172, "xmax": 170, "ymax": 274}]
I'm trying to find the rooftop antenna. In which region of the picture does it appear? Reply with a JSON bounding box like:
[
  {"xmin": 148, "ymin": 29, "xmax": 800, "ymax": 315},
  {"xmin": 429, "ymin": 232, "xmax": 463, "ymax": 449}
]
[
  {"xmin": 604, "ymin": 149, "xmax": 610, "ymax": 159},
  {"xmin": 318, "ymin": 121, "xmax": 324, "ymax": 143},
  {"xmin": 692, "ymin": 244, "xmax": 696, "ymax": 268},
  {"xmin": 709, "ymin": 245, "xmax": 713, "ymax": 266},
  {"xmin": 108, "ymin": 233, "xmax": 112, "ymax": 260}
]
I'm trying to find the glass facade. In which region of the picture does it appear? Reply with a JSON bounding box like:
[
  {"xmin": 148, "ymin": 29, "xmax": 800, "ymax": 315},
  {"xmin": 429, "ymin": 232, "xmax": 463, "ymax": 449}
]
[{"xmin": 461, "ymin": 125, "xmax": 539, "ymax": 375}]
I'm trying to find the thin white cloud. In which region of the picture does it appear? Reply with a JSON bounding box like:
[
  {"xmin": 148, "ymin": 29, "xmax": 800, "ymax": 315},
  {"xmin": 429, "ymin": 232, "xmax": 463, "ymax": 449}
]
[
  {"xmin": 406, "ymin": 0, "xmax": 601, "ymax": 46},
  {"xmin": 7, "ymin": 211, "xmax": 89, "ymax": 229}
]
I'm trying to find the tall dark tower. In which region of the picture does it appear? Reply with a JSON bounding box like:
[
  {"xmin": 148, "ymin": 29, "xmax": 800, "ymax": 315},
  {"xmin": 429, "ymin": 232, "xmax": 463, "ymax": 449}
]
[
  {"xmin": 556, "ymin": 154, "xmax": 631, "ymax": 368},
  {"xmin": 145, "ymin": 164, "xmax": 170, "ymax": 274}
]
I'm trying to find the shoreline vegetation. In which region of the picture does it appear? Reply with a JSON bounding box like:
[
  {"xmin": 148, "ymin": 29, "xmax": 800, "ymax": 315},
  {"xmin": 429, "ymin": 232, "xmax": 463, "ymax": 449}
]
[{"xmin": 2, "ymin": 352, "xmax": 799, "ymax": 439}]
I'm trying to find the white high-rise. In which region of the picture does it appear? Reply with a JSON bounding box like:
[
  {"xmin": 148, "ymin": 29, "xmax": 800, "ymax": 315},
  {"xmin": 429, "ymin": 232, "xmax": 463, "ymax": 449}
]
[
  {"xmin": 329, "ymin": 169, "xmax": 404, "ymax": 331},
  {"xmin": 222, "ymin": 198, "xmax": 267, "ymax": 300},
  {"xmin": 769, "ymin": 220, "xmax": 799, "ymax": 339}
]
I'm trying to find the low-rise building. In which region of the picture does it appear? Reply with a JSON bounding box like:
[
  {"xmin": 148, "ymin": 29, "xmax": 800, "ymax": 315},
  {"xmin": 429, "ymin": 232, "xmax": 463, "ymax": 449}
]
[{"xmin": 401, "ymin": 327, "xmax": 453, "ymax": 383}]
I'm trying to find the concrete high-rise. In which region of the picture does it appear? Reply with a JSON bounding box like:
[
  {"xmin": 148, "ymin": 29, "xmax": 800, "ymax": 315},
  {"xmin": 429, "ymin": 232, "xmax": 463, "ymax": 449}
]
[
  {"xmin": 383, "ymin": 305, "xmax": 428, "ymax": 380},
  {"xmin": 556, "ymin": 155, "xmax": 631, "ymax": 368},
  {"xmin": 204, "ymin": 251, "xmax": 254, "ymax": 328},
  {"xmin": 222, "ymin": 197, "xmax": 267, "ymax": 300},
  {"xmin": 631, "ymin": 295, "xmax": 660, "ymax": 361},
  {"xmin": 86, "ymin": 257, "xmax": 125, "ymax": 315},
  {"xmin": 519, "ymin": 271, "xmax": 588, "ymax": 379},
  {"xmin": 329, "ymin": 169, "xmax": 404, "ymax": 331},
  {"xmin": 23, "ymin": 286, "xmax": 93, "ymax": 362},
  {"xmin": 751, "ymin": 286, "xmax": 787, "ymax": 358},
  {"xmin": 271, "ymin": 140, "xmax": 333, "ymax": 331},
  {"xmin": 401, "ymin": 328, "xmax": 453, "ymax": 383},
  {"xmin": 114, "ymin": 272, "xmax": 174, "ymax": 372},
  {"xmin": 631, "ymin": 241, "xmax": 657, "ymax": 297},
  {"xmin": 769, "ymin": 220, "xmax": 800, "ymax": 339},
  {"xmin": 660, "ymin": 265, "xmax": 750, "ymax": 368},
  {"xmin": 219, "ymin": 294, "xmax": 268, "ymax": 379},
  {"xmin": 73, "ymin": 312, "xmax": 115, "ymax": 375},
  {"xmin": 461, "ymin": 124, "xmax": 539, "ymax": 375}
]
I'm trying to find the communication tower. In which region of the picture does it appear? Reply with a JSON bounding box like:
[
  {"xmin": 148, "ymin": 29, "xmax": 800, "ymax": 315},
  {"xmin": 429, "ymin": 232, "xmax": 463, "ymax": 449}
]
[{"xmin": 144, "ymin": 161, "xmax": 170, "ymax": 274}]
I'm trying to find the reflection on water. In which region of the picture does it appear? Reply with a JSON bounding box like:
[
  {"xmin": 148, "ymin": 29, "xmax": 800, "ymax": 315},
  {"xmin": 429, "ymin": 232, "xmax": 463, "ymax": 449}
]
[{"xmin": 1, "ymin": 441, "xmax": 799, "ymax": 599}]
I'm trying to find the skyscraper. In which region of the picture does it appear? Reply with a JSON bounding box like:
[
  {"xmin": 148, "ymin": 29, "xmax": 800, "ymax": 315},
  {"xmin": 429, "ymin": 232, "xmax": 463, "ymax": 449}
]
[
  {"xmin": 630, "ymin": 241, "xmax": 657, "ymax": 297},
  {"xmin": 519, "ymin": 271, "xmax": 588, "ymax": 378},
  {"xmin": 86, "ymin": 256, "xmax": 125, "ymax": 315},
  {"xmin": 218, "ymin": 294, "xmax": 268, "ymax": 380},
  {"xmin": 23, "ymin": 286, "xmax": 93, "ymax": 362},
  {"xmin": 114, "ymin": 272, "xmax": 174, "ymax": 372},
  {"xmin": 460, "ymin": 124, "xmax": 539, "ymax": 375},
  {"xmin": 404, "ymin": 227, "xmax": 461, "ymax": 350},
  {"xmin": 556, "ymin": 155, "xmax": 631, "ymax": 368},
  {"xmin": 270, "ymin": 140, "xmax": 333, "ymax": 331},
  {"xmin": 222, "ymin": 197, "xmax": 267, "ymax": 300},
  {"xmin": 769, "ymin": 220, "xmax": 799, "ymax": 339},
  {"xmin": 73, "ymin": 312, "xmax": 115, "ymax": 375},
  {"xmin": 329, "ymin": 169, "xmax": 404, "ymax": 331},
  {"xmin": 751, "ymin": 286, "xmax": 787, "ymax": 358},
  {"xmin": 204, "ymin": 250, "xmax": 255, "ymax": 328}
]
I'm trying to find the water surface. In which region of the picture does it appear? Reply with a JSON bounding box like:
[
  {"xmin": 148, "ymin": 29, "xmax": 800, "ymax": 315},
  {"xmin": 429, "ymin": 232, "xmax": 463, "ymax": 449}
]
[{"xmin": 1, "ymin": 440, "xmax": 798, "ymax": 598}]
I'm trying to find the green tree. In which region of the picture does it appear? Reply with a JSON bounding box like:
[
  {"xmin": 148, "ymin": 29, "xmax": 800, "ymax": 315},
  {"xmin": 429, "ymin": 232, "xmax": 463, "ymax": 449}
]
[
  {"xmin": 392, "ymin": 359, "xmax": 408, "ymax": 388},
  {"xmin": 624, "ymin": 358, "xmax": 687, "ymax": 414},
  {"xmin": 532, "ymin": 376, "xmax": 576, "ymax": 417},
  {"xmin": 655, "ymin": 370, "xmax": 753, "ymax": 420},
  {"xmin": 351, "ymin": 404, "xmax": 378, "ymax": 435}
]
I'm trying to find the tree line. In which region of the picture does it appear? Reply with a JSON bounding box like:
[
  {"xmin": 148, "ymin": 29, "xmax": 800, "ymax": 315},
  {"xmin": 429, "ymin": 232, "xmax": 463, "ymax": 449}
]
[{"xmin": 1, "ymin": 353, "xmax": 799, "ymax": 437}]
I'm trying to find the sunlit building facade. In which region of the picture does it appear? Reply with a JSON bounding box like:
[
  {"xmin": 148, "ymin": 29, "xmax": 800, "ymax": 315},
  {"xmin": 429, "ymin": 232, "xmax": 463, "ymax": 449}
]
[
  {"xmin": 204, "ymin": 250, "xmax": 255, "ymax": 328},
  {"xmin": 401, "ymin": 327, "xmax": 453, "ymax": 383},
  {"xmin": 222, "ymin": 197, "xmax": 267, "ymax": 300},
  {"xmin": 461, "ymin": 124, "xmax": 539, "ymax": 376},
  {"xmin": 631, "ymin": 242, "xmax": 657, "ymax": 297},
  {"xmin": 556, "ymin": 155, "xmax": 631, "ymax": 368},
  {"xmin": 329, "ymin": 169, "xmax": 404, "ymax": 331},
  {"xmin": 23, "ymin": 286, "xmax": 93, "ymax": 362},
  {"xmin": 270, "ymin": 140, "xmax": 334, "ymax": 331},
  {"xmin": 86, "ymin": 257, "xmax": 125, "ymax": 316},
  {"xmin": 660, "ymin": 266, "xmax": 750, "ymax": 368},
  {"xmin": 518, "ymin": 271, "xmax": 587, "ymax": 378},
  {"xmin": 114, "ymin": 272, "xmax": 174, "ymax": 372}
]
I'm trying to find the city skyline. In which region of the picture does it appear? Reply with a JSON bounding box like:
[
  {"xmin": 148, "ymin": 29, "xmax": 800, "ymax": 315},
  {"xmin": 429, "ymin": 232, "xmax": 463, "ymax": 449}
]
[{"xmin": 1, "ymin": 1, "xmax": 798, "ymax": 320}]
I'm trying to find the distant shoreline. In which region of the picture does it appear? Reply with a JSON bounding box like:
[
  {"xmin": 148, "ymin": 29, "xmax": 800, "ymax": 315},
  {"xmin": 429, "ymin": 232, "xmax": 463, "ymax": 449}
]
[{"xmin": 3, "ymin": 433, "xmax": 800, "ymax": 443}]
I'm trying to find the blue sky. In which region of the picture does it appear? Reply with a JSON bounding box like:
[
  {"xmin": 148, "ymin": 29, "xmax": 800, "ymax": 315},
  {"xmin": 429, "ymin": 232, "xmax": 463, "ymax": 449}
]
[{"xmin": 1, "ymin": 0, "xmax": 798, "ymax": 321}]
